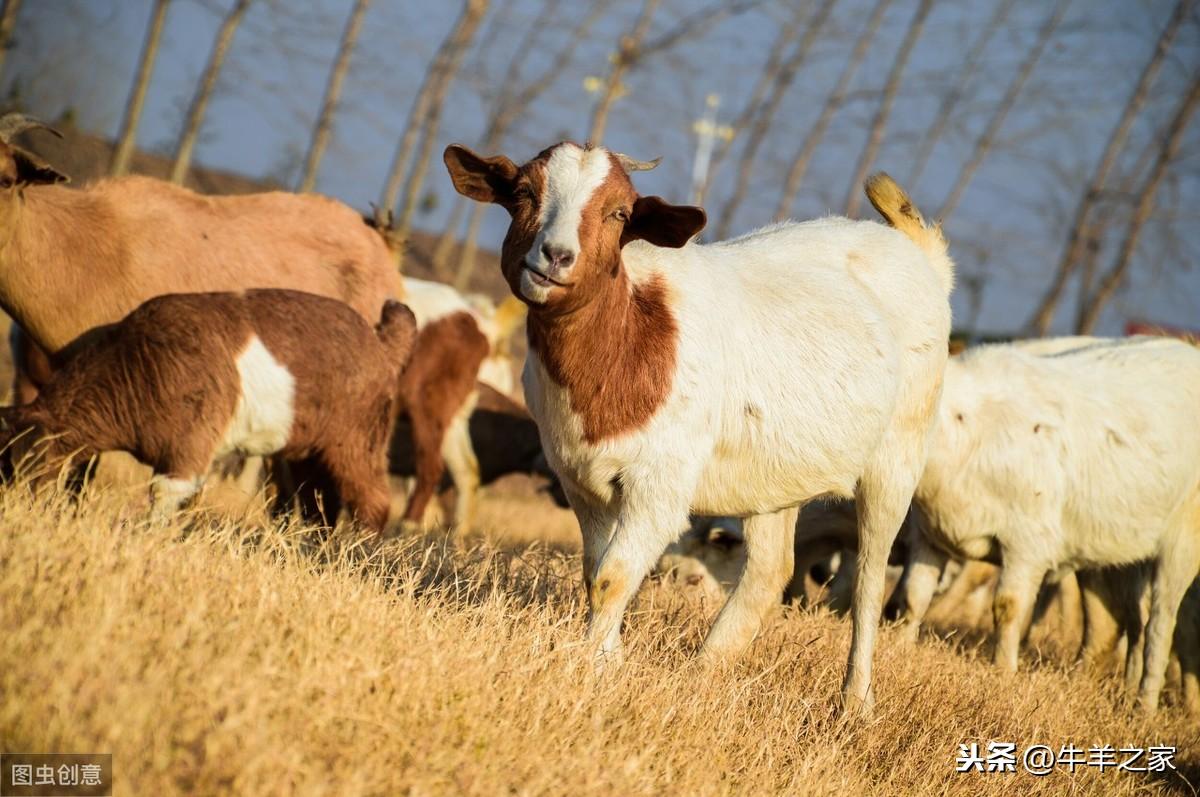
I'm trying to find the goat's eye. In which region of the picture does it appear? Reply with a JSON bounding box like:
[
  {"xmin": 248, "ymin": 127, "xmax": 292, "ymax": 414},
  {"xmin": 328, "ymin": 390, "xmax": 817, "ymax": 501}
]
[
  {"xmin": 512, "ymin": 185, "xmax": 535, "ymax": 203},
  {"xmin": 0, "ymin": 177, "xmax": 13, "ymax": 189},
  {"xmin": 611, "ymin": 208, "xmax": 630, "ymax": 223}
]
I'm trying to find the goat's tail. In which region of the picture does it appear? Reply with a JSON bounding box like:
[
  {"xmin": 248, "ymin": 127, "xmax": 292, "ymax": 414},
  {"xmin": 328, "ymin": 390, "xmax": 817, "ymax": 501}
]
[
  {"xmin": 376, "ymin": 300, "xmax": 418, "ymax": 371},
  {"xmin": 864, "ymin": 172, "xmax": 955, "ymax": 295}
]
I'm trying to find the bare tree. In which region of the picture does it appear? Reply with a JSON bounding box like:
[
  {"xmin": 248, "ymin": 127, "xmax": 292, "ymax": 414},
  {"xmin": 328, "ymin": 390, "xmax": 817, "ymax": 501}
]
[
  {"xmin": 1026, "ymin": 0, "xmax": 1190, "ymax": 335},
  {"xmin": 587, "ymin": 0, "xmax": 660, "ymax": 145},
  {"xmin": 435, "ymin": 0, "xmax": 611, "ymax": 286},
  {"xmin": 297, "ymin": 0, "xmax": 371, "ymax": 192},
  {"xmin": 378, "ymin": 0, "xmax": 487, "ymax": 240},
  {"xmin": 110, "ymin": 0, "xmax": 171, "ymax": 176},
  {"xmin": 586, "ymin": 0, "xmax": 761, "ymax": 145},
  {"xmin": 1075, "ymin": 74, "xmax": 1199, "ymax": 334},
  {"xmin": 907, "ymin": 0, "xmax": 1016, "ymax": 186},
  {"xmin": 0, "ymin": 0, "xmax": 23, "ymax": 84},
  {"xmin": 695, "ymin": 5, "xmax": 805, "ymax": 205},
  {"xmin": 774, "ymin": 0, "xmax": 891, "ymax": 221},
  {"xmin": 714, "ymin": 0, "xmax": 838, "ymax": 240},
  {"xmin": 842, "ymin": 0, "xmax": 934, "ymax": 217},
  {"xmin": 389, "ymin": 0, "xmax": 489, "ymax": 264},
  {"xmin": 936, "ymin": 0, "xmax": 1069, "ymax": 221},
  {"xmin": 170, "ymin": 0, "xmax": 252, "ymax": 185}
]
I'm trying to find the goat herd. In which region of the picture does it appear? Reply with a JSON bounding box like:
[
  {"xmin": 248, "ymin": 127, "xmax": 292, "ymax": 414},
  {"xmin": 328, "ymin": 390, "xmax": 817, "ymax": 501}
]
[{"xmin": 0, "ymin": 113, "xmax": 1195, "ymax": 721}]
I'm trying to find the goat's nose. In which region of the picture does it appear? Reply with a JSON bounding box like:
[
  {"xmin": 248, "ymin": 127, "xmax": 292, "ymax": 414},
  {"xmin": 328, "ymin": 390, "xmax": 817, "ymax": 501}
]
[{"xmin": 541, "ymin": 243, "xmax": 575, "ymax": 269}]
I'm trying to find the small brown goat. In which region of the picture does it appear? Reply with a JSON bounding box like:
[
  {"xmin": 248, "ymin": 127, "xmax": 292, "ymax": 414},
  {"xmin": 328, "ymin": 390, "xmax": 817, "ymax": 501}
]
[{"xmin": 0, "ymin": 290, "xmax": 417, "ymax": 532}]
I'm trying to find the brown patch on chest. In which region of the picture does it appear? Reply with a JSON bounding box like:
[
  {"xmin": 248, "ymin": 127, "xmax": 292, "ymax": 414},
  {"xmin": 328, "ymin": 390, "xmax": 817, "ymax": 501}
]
[{"xmin": 528, "ymin": 274, "xmax": 677, "ymax": 444}]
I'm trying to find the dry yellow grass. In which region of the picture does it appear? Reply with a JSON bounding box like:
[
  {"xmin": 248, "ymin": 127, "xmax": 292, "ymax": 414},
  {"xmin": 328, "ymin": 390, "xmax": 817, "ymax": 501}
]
[{"xmin": 1, "ymin": 479, "xmax": 1197, "ymax": 796}]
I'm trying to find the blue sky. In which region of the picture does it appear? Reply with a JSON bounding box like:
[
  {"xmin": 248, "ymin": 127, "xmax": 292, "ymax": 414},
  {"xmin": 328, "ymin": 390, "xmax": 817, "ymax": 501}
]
[{"xmin": 8, "ymin": 0, "xmax": 1199, "ymax": 334}]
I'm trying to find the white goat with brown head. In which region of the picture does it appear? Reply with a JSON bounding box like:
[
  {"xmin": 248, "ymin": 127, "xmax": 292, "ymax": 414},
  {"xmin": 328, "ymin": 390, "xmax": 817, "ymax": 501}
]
[{"xmin": 445, "ymin": 141, "xmax": 954, "ymax": 715}]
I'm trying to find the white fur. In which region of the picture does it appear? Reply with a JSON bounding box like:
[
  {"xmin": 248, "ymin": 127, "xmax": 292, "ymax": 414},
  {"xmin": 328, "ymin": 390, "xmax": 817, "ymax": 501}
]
[
  {"xmin": 524, "ymin": 202, "xmax": 953, "ymax": 711},
  {"xmin": 895, "ymin": 336, "xmax": 1200, "ymax": 713},
  {"xmin": 218, "ymin": 336, "xmax": 295, "ymax": 458},
  {"xmin": 402, "ymin": 276, "xmax": 474, "ymax": 328},
  {"xmin": 520, "ymin": 145, "xmax": 612, "ymax": 304}
]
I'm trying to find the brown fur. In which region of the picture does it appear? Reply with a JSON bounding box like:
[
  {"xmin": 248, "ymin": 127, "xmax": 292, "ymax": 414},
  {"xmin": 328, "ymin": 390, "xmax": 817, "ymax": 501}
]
[
  {"xmin": 393, "ymin": 310, "xmax": 489, "ymax": 524},
  {"xmin": 0, "ymin": 153, "xmax": 487, "ymax": 533},
  {"xmin": 0, "ymin": 290, "xmax": 416, "ymax": 532},
  {"xmin": 445, "ymin": 143, "xmax": 704, "ymax": 444},
  {"xmin": 0, "ymin": 177, "xmax": 403, "ymax": 353},
  {"xmin": 390, "ymin": 382, "xmax": 552, "ymax": 491}
]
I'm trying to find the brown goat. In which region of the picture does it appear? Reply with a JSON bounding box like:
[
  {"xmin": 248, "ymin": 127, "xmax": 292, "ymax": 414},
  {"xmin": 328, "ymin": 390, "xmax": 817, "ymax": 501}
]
[
  {"xmin": 389, "ymin": 382, "xmax": 559, "ymax": 512},
  {"xmin": 0, "ymin": 290, "xmax": 417, "ymax": 532},
  {"xmin": 0, "ymin": 113, "xmax": 488, "ymax": 529}
]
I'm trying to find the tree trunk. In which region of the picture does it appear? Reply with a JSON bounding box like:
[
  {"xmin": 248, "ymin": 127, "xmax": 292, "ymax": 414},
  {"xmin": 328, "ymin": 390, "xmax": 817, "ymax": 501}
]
[
  {"xmin": 170, "ymin": 0, "xmax": 251, "ymax": 185},
  {"xmin": 1075, "ymin": 74, "xmax": 1199, "ymax": 334},
  {"xmin": 842, "ymin": 0, "xmax": 934, "ymax": 218},
  {"xmin": 775, "ymin": 0, "xmax": 890, "ymax": 221},
  {"xmin": 379, "ymin": 0, "xmax": 487, "ymax": 241},
  {"xmin": 110, "ymin": 0, "xmax": 171, "ymax": 176},
  {"xmin": 391, "ymin": 0, "xmax": 488, "ymax": 267},
  {"xmin": 907, "ymin": 0, "xmax": 1015, "ymax": 186},
  {"xmin": 1026, "ymin": 0, "xmax": 1189, "ymax": 335},
  {"xmin": 445, "ymin": 0, "xmax": 611, "ymax": 286},
  {"xmin": 587, "ymin": 0, "xmax": 659, "ymax": 145},
  {"xmin": 0, "ymin": 0, "xmax": 23, "ymax": 84},
  {"xmin": 431, "ymin": 0, "xmax": 561, "ymax": 276},
  {"xmin": 699, "ymin": 6, "xmax": 805, "ymax": 207},
  {"xmin": 936, "ymin": 0, "xmax": 1068, "ymax": 221},
  {"xmin": 297, "ymin": 0, "xmax": 371, "ymax": 193},
  {"xmin": 714, "ymin": 0, "xmax": 838, "ymax": 239}
]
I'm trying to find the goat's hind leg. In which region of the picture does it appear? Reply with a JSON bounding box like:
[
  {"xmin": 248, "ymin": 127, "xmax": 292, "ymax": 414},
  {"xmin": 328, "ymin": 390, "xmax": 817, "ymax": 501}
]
[
  {"xmin": 843, "ymin": 437, "xmax": 925, "ymax": 716},
  {"xmin": 701, "ymin": 505, "xmax": 797, "ymax": 662},
  {"xmin": 1138, "ymin": 519, "xmax": 1200, "ymax": 714}
]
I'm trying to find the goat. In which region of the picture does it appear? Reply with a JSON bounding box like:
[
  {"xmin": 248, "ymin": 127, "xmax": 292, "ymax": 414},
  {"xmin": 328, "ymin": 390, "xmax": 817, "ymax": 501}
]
[
  {"xmin": 444, "ymin": 141, "xmax": 954, "ymax": 714},
  {"xmin": 890, "ymin": 336, "xmax": 1200, "ymax": 714},
  {"xmin": 1076, "ymin": 566, "xmax": 1199, "ymax": 715},
  {"xmin": 0, "ymin": 290, "xmax": 416, "ymax": 531},
  {"xmin": 388, "ymin": 381, "xmax": 557, "ymax": 518},
  {"xmin": 0, "ymin": 113, "xmax": 484, "ymax": 531}
]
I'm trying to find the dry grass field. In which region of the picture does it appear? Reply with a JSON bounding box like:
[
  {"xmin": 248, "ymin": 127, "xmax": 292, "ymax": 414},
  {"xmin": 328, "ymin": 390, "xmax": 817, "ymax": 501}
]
[{"xmin": 1, "ymin": 471, "xmax": 1197, "ymax": 796}]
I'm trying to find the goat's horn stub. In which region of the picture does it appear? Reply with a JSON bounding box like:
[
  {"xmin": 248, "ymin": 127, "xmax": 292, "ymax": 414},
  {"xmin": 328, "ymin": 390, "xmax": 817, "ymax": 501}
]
[
  {"xmin": 613, "ymin": 153, "xmax": 661, "ymax": 174},
  {"xmin": 0, "ymin": 113, "xmax": 64, "ymax": 144}
]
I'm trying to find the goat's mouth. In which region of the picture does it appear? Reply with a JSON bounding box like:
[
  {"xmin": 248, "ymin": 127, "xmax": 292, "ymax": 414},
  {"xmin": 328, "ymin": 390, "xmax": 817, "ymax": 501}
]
[{"xmin": 522, "ymin": 263, "xmax": 569, "ymax": 288}]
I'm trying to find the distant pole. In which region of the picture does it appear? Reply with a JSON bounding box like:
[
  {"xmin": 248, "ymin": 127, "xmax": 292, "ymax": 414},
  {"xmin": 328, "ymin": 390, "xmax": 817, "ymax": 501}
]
[{"xmin": 690, "ymin": 94, "xmax": 720, "ymax": 206}]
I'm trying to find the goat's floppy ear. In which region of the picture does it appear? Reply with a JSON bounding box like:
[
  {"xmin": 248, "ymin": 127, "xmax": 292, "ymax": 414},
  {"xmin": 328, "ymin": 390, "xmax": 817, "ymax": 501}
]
[
  {"xmin": 622, "ymin": 195, "xmax": 706, "ymax": 248},
  {"xmin": 443, "ymin": 144, "xmax": 517, "ymax": 205},
  {"xmin": 12, "ymin": 146, "xmax": 69, "ymax": 186}
]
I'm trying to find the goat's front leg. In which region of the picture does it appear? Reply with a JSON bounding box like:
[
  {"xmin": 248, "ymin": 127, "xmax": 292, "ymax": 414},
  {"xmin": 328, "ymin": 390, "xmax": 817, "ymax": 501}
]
[
  {"xmin": 701, "ymin": 505, "xmax": 796, "ymax": 661},
  {"xmin": 991, "ymin": 554, "xmax": 1044, "ymax": 672},
  {"xmin": 1138, "ymin": 525, "xmax": 1200, "ymax": 715},
  {"xmin": 889, "ymin": 531, "xmax": 948, "ymax": 644},
  {"xmin": 562, "ymin": 485, "xmax": 619, "ymax": 630},
  {"xmin": 587, "ymin": 484, "xmax": 691, "ymax": 665},
  {"xmin": 150, "ymin": 473, "xmax": 205, "ymax": 519}
]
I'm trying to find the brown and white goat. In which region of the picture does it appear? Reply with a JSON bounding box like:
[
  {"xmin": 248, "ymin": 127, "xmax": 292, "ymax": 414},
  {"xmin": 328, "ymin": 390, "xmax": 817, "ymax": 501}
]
[
  {"xmin": 0, "ymin": 113, "xmax": 485, "ymax": 530},
  {"xmin": 0, "ymin": 290, "xmax": 416, "ymax": 531},
  {"xmin": 445, "ymin": 141, "xmax": 954, "ymax": 715}
]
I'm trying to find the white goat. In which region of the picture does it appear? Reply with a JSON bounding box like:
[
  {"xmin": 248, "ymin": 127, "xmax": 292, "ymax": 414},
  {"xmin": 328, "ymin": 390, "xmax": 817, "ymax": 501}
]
[
  {"xmin": 895, "ymin": 337, "xmax": 1200, "ymax": 713},
  {"xmin": 444, "ymin": 141, "xmax": 953, "ymax": 713}
]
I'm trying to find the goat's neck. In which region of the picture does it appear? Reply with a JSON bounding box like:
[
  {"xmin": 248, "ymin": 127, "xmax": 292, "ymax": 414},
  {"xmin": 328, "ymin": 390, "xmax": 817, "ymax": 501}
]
[
  {"xmin": 0, "ymin": 186, "xmax": 130, "ymax": 352},
  {"xmin": 526, "ymin": 265, "xmax": 678, "ymax": 444}
]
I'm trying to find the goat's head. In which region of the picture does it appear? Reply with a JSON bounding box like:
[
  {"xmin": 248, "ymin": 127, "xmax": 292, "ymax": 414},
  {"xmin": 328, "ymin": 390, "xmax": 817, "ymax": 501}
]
[
  {"xmin": 0, "ymin": 113, "xmax": 68, "ymax": 193},
  {"xmin": 443, "ymin": 142, "xmax": 705, "ymax": 311}
]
